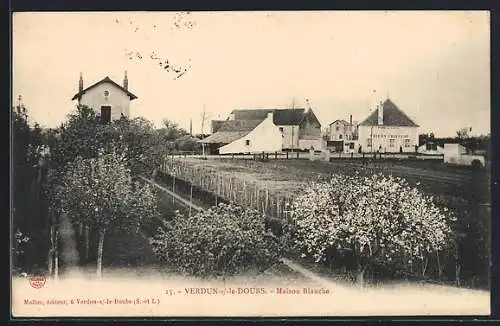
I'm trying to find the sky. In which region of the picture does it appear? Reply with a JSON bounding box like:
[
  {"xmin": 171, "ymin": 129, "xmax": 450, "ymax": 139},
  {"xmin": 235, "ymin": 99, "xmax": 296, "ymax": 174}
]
[{"xmin": 12, "ymin": 11, "xmax": 490, "ymax": 137}]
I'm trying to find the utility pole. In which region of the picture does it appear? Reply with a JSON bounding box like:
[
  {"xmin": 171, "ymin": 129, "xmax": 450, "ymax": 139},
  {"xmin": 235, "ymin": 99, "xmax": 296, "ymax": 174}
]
[
  {"xmin": 200, "ymin": 105, "xmax": 208, "ymax": 157},
  {"xmin": 200, "ymin": 105, "xmax": 207, "ymax": 135}
]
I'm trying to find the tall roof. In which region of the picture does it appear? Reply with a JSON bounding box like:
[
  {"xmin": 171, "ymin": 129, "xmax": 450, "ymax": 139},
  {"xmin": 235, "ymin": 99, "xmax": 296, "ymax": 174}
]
[
  {"xmin": 202, "ymin": 119, "xmax": 264, "ymax": 144},
  {"xmin": 71, "ymin": 76, "xmax": 138, "ymax": 101},
  {"xmin": 230, "ymin": 108, "xmax": 307, "ymax": 125},
  {"xmin": 359, "ymin": 99, "xmax": 419, "ymax": 127}
]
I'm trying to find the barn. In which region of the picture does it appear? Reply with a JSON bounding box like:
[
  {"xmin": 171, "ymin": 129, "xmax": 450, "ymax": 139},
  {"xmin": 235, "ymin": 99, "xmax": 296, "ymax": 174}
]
[{"xmin": 206, "ymin": 107, "xmax": 323, "ymax": 153}]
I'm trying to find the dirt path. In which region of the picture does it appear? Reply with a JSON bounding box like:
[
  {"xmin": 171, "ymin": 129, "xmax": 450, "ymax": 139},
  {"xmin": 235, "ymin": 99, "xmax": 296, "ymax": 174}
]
[{"xmin": 280, "ymin": 258, "xmax": 350, "ymax": 292}]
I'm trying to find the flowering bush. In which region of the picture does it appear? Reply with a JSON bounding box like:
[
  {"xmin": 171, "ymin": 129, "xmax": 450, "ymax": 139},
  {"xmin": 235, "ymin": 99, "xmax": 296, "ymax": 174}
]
[
  {"xmin": 286, "ymin": 173, "xmax": 456, "ymax": 285},
  {"xmin": 150, "ymin": 203, "xmax": 281, "ymax": 278}
]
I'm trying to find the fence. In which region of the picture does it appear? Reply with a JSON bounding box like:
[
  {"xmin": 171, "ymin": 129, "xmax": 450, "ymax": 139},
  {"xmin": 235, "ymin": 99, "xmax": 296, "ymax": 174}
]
[
  {"xmin": 159, "ymin": 156, "xmax": 294, "ymax": 220},
  {"xmin": 166, "ymin": 151, "xmax": 444, "ymax": 162}
]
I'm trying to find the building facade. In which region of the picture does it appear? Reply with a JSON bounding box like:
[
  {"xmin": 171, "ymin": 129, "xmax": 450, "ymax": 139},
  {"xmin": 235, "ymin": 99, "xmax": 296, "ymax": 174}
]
[
  {"xmin": 71, "ymin": 72, "xmax": 137, "ymax": 123},
  {"xmin": 223, "ymin": 108, "xmax": 323, "ymax": 151},
  {"xmin": 357, "ymin": 99, "xmax": 419, "ymax": 153},
  {"xmin": 217, "ymin": 113, "xmax": 283, "ymax": 154},
  {"xmin": 326, "ymin": 116, "xmax": 359, "ymax": 152}
]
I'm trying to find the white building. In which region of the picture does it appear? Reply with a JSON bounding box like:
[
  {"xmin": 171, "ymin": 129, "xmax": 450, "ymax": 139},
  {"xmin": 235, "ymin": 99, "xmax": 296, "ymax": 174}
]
[
  {"xmin": 201, "ymin": 113, "xmax": 282, "ymax": 154},
  {"xmin": 71, "ymin": 72, "xmax": 138, "ymax": 123},
  {"xmin": 357, "ymin": 99, "xmax": 419, "ymax": 153},
  {"xmin": 443, "ymin": 143, "xmax": 485, "ymax": 167},
  {"xmin": 223, "ymin": 108, "xmax": 323, "ymax": 151}
]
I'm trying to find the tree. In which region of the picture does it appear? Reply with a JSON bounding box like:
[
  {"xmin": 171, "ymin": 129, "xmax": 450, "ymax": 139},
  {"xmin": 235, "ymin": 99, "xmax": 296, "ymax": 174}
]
[
  {"xmin": 151, "ymin": 203, "xmax": 281, "ymax": 278},
  {"xmin": 51, "ymin": 150, "xmax": 159, "ymax": 277},
  {"xmin": 113, "ymin": 116, "xmax": 168, "ymax": 177},
  {"xmin": 50, "ymin": 105, "xmax": 104, "ymax": 169},
  {"xmin": 12, "ymin": 104, "xmax": 45, "ymax": 272},
  {"xmin": 456, "ymin": 127, "xmax": 470, "ymax": 139},
  {"xmin": 286, "ymin": 173, "xmax": 455, "ymax": 287},
  {"xmin": 160, "ymin": 118, "xmax": 188, "ymax": 141},
  {"xmin": 51, "ymin": 106, "xmax": 169, "ymax": 177}
]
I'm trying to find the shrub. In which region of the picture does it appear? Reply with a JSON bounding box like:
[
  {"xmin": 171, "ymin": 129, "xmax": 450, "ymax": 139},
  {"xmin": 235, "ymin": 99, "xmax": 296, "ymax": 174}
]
[
  {"xmin": 285, "ymin": 173, "xmax": 456, "ymax": 286},
  {"xmin": 150, "ymin": 203, "xmax": 281, "ymax": 278}
]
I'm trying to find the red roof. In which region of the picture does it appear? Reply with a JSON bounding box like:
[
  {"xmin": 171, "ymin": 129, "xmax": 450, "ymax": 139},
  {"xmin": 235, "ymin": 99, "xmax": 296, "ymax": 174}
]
[{"xmin": 71, "ymin": 76, "xmax": 138, "ymax": 101}]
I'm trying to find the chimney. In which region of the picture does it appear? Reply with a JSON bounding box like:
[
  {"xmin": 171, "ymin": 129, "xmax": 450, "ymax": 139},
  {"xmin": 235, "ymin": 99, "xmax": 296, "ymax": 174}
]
[
  {"xmin": 377, "ymin": 101, "xmax": 384, "ymax": 125},
  {"xmin": 79, "ymin": 72, "xmax": 83, "ymax": 93},
  {"xmin": 267, "ymin": 112, "xmax": 274, "ymax": 121},
  {"xmin": 123, "ymin": 70, "xmax": 128, "ymax": 90},
  {"xmin": 349, "ymin": 114, "xmax": 352, "ymax": 126}
]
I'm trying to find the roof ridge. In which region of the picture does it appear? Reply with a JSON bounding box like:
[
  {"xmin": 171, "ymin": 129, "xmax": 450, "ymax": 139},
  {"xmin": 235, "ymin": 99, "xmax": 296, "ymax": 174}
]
[
  {"xmin": 384, "ymin": 99, "xmax": 418, "ymax": 126},
  {"xmin": 359, "ymin": 99, "xmax": 419, "ymax": 127},
  {"xmin": 71, "ymin": 76, "xmax": 138, "ymax": 101}
]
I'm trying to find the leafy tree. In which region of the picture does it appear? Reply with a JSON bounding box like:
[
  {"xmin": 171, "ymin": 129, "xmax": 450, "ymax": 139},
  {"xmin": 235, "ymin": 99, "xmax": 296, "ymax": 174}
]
[
  {"xmin": 51, "ymin": 106, "xmax": 169, "ymax": 177},
  {"xmin": 160, "ymin": 118, "xmax": 189, "ymax": 141},
  {"xmin": 286, "ymin": 173, "xmax": 455, "ymax": 286},
  {"xmin": 50, "ymin": 150, "xmax": 160, "ymax": 277},
  {"xmin": 50, "ymin": 105, "xmax": 104, "ymax": 169},
  {"xmin": 456, "ymin": 127, "xmax": 471, "ymax": 139},
  {"xmin": 114, "ymin": 117, "xmax": 168, "ymax": 177},
  {"xmin": 151, "ymin": 203, "xmax": 281, "ymax": 278}
]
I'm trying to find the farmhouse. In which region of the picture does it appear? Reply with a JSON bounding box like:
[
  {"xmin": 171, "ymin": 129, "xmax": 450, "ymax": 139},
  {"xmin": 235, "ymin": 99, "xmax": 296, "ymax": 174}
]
[
  {"xmin": 358, "ymin": 98, "xmax": 419, "ymax": 153},
  {"xmin": 204, "ymin": 108, "xmax": 323, "ymax": 154},
  {"xmin": 71, "ymin": 71, "xmax": 138, "ymax": 123},
  {"xmin": 201, "ymin": 112, "xmax": 282, "ymax": 154}
]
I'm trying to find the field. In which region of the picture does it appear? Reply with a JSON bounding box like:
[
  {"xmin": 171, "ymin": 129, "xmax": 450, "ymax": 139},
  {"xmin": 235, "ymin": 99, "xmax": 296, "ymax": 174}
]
[{"xmin": 163, "ymin": 156, "xmax": 491, "ymax": 204}]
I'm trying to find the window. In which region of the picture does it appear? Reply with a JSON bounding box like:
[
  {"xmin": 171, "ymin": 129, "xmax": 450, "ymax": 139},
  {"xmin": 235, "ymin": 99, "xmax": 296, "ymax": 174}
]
[
  {"xmin": 336, "ymin": 126, "xmax": 339, "ymax": 131},
  {"xmin": 339, "ymin": 134, "xmax": 343, "ymax": 139},
  {"xmin": 367, "ymin": 138, "xmax": 372, "ymax": 147},
  {"xmin": 405, "ymin": 139, "xmax": 411, "ymax": 148},
  {"xmin": 279, "ymin": 127, "xmax": 284, "ymax": 133},
  {"xmin": 389, "ymin": 139, "xmax": 395, "ymax": 147},
  {"xmin": 100, "ymin": 106, "xmax": 111, "ymax": 124},
  {"xmin": 245, "ymin": 139, "xmax": 250, "ymax": 146},
  {"xmin": 104, "ymin": 90, "xmax": 109, "ymax": 97}
]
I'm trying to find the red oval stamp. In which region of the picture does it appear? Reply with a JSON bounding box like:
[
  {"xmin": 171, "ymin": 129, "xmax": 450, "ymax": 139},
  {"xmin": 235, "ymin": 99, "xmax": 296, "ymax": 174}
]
[{"xmin": 28, "ymin": 274, "xmax": 46, "ymax": 289}]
